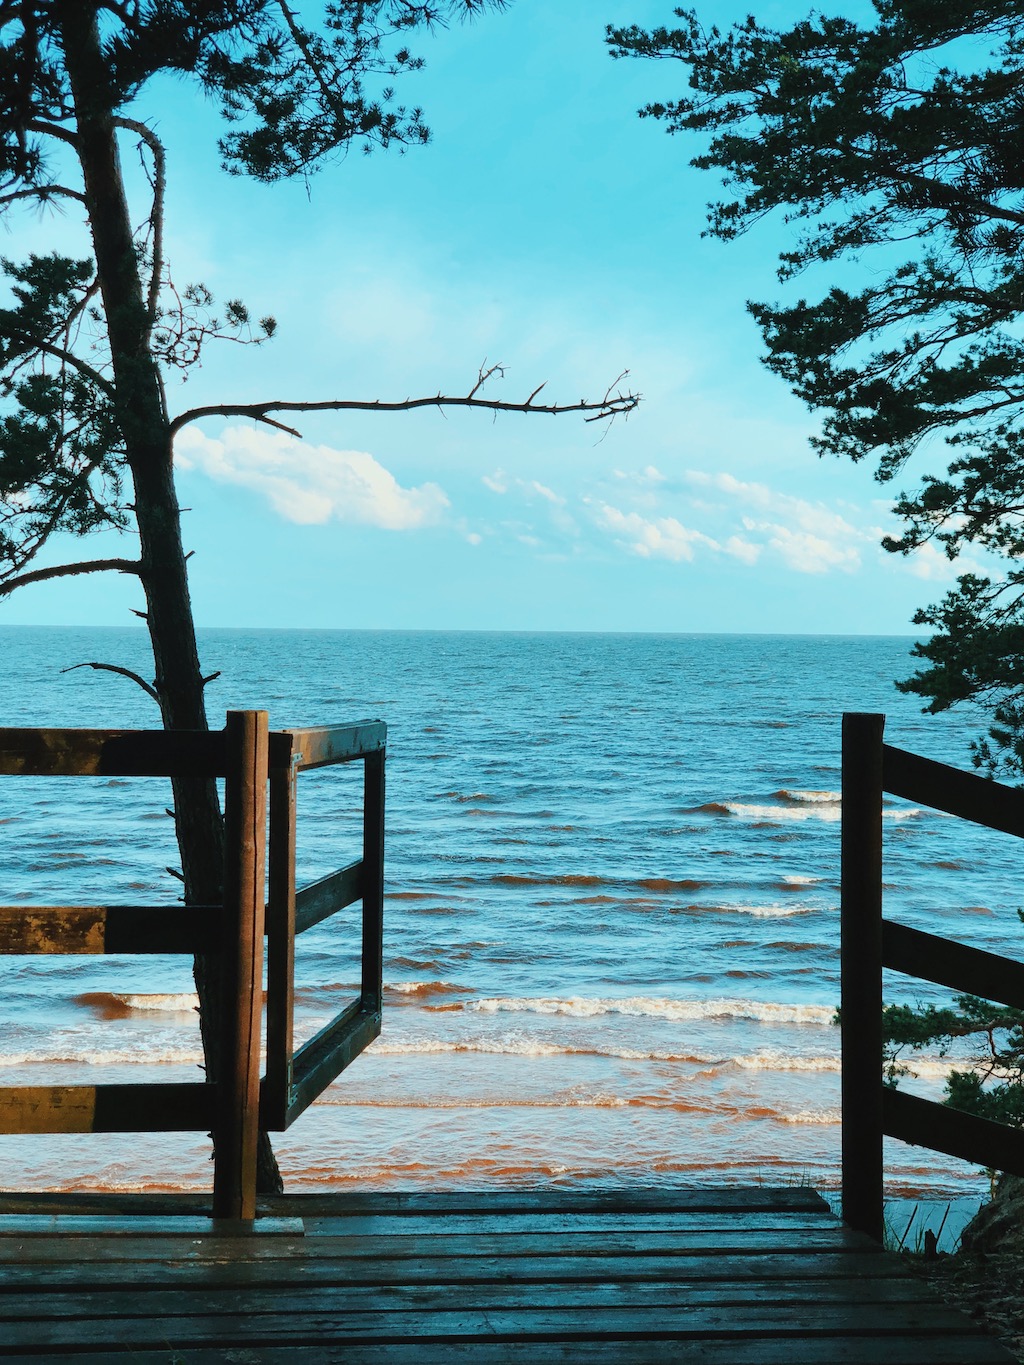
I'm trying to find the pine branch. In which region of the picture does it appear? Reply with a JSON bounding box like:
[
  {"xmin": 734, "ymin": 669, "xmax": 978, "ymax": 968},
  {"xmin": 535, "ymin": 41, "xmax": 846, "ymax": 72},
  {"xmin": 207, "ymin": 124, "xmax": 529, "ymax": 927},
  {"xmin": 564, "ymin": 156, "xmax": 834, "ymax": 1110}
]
[
  {"xmin": 26, "ymin": 120, "xmax": 78, "ymax": 149},
  {"xmin": 1, "ymin": 325, "xmax": 115, "ymax": 397},
  {"xmin": 0, "ymin": 185, "xmax": 87, "ymax": 208},
  {"xmin": 276, "ymin": 1, "xmax": 353, "ymax": 133},
  {"xmin": 0, "ymin": 557, "xmax": 141, "ymax": 597},
  {"xmin": 170, "ymin": 367, "xmax": 639, "ymax": 436},
  {"xmin": 61, "ymin": 660, "xmax": 159, "ymax": 703}
]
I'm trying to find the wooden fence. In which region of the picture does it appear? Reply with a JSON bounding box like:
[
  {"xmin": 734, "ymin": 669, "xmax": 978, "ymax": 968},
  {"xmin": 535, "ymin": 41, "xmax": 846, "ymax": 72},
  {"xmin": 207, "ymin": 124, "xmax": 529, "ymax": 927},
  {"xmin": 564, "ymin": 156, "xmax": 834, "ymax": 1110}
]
[
  {"xmin": 841, "ymin": 711, "xmax": 1024, "ymax": 1242},
  {"xmin": 0, "ymin": 711, "xmax": 385, "ymax": 1224}
]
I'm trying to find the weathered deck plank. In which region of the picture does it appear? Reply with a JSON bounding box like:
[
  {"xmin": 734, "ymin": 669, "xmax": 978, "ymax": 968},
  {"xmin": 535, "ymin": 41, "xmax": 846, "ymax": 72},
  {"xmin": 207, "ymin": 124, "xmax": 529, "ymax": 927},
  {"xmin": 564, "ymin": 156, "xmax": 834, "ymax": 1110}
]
[
  {"xmin": 0, "ymin": 1344, "xmax": 1014, "ymax": 1365},
  {"xmin": 0, "ymin": 1250, "xmax": 912, "ymax": 1291},
  {"xmin": 0, "ymin": 1186, "xmax": 1011, "ymax": 1362},
  {"xmin": 0, "ymin": 1275, "xmax": 941, "ymax": 1320}
]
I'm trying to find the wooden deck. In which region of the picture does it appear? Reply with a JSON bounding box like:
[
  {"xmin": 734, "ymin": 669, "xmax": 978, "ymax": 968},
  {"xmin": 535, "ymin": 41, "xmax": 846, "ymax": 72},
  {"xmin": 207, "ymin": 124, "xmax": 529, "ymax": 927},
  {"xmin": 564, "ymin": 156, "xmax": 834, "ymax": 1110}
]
[{"xmin": 0, "ymin": 1186, "xmax": 1012, "ymax": 1362}]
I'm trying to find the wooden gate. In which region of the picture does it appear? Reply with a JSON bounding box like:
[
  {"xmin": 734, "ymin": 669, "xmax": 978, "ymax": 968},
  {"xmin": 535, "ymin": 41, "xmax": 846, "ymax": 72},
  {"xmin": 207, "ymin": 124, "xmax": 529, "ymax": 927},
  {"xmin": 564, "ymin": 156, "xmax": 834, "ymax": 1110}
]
[{"xmin": 0, "ymin": 711, "xmax": 385, "ymax": 1223}]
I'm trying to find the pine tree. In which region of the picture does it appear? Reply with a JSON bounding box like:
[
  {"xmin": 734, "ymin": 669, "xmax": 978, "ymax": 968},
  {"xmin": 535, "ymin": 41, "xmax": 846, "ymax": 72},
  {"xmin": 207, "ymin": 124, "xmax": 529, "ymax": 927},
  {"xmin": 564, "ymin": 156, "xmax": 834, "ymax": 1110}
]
[{"xmin": 608, "ymin": 2, "xmax": 1024, "ymax": 774}]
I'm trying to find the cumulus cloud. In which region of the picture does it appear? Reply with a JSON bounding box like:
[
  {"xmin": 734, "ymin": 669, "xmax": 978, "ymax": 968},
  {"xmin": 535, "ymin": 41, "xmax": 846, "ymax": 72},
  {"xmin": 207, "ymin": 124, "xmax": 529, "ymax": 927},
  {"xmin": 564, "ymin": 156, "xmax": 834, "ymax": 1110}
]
[
  {"xmin": 482, "ymin": 471, "xmax": 565, "ymax": 506},
  {"xmin": 613, "ymin": 465, "xmax": 667, "ymax": 485},
  {"xmin": 900, "ymin": 539, "xmax": 982, "ymax": 581},
  {"xmin": 723, "ymin": 534, "xmax": 762, "ymax": 566},
  {"xmin": 686, "ymin": 471, "xmax": 868, "ymax": 574},
  {"xmin": 763, "ymin": 524, "xmax": 860, "ymax": 574},
  {"xmin": 176, "ymin": 426, "xmax": 449, "ymax": 530},
  {"xmin": 530, "ymin": 480, "xmax": 565, "ymax": 505},
  {"xmin": 593, "ymin": 503, "xmax": 755, "ymax": 564}
]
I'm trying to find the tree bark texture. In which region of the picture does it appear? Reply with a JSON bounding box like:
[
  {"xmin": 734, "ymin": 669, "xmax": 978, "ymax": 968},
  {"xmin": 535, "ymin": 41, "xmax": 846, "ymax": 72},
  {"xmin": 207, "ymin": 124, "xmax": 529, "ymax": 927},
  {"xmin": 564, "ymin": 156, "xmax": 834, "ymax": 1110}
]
[{"xmin": 56, "ymin": 2, "xmax": 282, "ymax": 1195}]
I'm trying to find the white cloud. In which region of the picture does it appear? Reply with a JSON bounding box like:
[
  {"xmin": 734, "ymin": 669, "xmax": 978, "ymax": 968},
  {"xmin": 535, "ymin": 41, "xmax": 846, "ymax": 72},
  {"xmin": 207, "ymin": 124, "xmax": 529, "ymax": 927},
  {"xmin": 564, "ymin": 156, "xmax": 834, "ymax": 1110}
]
[
  {"xmin": 901, "ymin": 539, "xmax": 980, "ymax": 582},
  {"xmin": 594, "ymin": 504, "xmax": 720, "ymax": 563},
  {"xmin": 482, "ymin": 472, "xmax": 564, "ymax": 506},
  {"xmin": 766, "ymin": 525, "xmax": 860, "ymax": 575},
  {"xmin": 684, "ymin": 470, "xmax": 868, "ymax": 574},
  {"xmin": 723, "ymin": 535, "xmax": 762, "ymax": 566},
  {"xmin": 613, "ymin": 465, "xmax": 667, "ymax": 485},
  {"xmin": 176, "ymin": 426, "xmax": 449, "ymax": 530},
  {"xmin": 530, "ymin": 480, "xmax": 565, "ymax": 505}
]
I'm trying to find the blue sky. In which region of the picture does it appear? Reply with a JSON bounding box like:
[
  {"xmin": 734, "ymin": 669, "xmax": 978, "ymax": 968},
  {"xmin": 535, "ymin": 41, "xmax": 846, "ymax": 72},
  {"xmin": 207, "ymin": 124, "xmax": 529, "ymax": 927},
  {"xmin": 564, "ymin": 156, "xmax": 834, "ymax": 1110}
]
[{"xmin": 3, "ymin": 0, "xmax": 981, "ymax": 633}]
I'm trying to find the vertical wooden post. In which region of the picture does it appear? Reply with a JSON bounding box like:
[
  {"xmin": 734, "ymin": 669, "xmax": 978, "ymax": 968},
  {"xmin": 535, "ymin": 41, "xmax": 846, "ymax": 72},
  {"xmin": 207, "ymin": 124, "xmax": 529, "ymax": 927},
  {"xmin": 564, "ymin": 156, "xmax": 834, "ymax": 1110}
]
[
  {"xmin": 213, "ymin": 709, "xmax": 268, "ymax": 1224},
  {"xmin": 361, "ymin": 748, "xmax": 385, "ymax": 1015},
  {"xmin": 841, "ymin": 711, "xmax": 885, "ymax": 1242},
  {"xmin": 264, "ymin": 741, "xmax": 297, "ymax": 1128}
]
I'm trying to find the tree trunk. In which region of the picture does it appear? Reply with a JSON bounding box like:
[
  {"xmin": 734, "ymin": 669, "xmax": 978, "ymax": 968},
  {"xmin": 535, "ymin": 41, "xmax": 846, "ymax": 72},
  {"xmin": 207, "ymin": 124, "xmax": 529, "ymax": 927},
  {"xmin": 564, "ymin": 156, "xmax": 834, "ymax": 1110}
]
[{"xmin": 56, "ymin": 2, "xmax": 282, "ymax": 1195}]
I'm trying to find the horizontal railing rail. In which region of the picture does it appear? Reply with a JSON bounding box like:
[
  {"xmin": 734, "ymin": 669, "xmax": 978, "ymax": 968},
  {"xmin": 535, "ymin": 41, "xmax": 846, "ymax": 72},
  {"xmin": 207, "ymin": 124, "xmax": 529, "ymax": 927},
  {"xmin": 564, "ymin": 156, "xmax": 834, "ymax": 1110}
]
[
  {"xmin": 0, "ymin": 728, "xmax": 230, "ymax": 777},
  {"xmin": 842, "ymin": 712, "xmax": 1024, "ymax": 1242},
  {"xmin": 0, "ymin": 710, "xmax": 385, "ymax": 1223},
  {"xmin": 0, "ymin": 904, "xmax": 223, "ymax": 955}
]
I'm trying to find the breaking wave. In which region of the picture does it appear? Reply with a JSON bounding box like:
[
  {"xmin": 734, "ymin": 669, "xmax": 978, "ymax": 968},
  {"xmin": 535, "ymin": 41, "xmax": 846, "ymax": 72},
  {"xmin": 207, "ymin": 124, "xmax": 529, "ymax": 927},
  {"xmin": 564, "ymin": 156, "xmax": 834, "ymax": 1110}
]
[
  {"xmin": 75, "ymin": 992, "xmax": 199, "ymax": 1016},
  {"xmin": 435, "ymin": 995, "xmax": 836, "ymax": 1025},
  {"xmin": 690, "ymin": 797, "xmax": 923, "ymax": 824}
]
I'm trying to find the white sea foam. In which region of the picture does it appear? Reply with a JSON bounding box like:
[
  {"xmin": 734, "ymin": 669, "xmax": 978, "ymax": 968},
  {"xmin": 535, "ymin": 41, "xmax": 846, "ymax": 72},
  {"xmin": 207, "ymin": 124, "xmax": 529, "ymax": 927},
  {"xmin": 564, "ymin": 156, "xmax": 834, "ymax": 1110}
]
[
  {"xmin": 0, "ymin": 1042, "xmax": 203, "ymax": 1066},
  {"xmin": 373, "ymin": 1037, "xmax": 572, "ymax": 1058},
  {"xmin": 458, "ymin": 995, "xmax": 835, "ymax": 1025},
  {"xmin": 316, "ymin": 1091, "xmax": 636, "ymax": 1110},
  {"xmin": 782, "ymin": 1108, "xmax": 841, "ymax": 1125},
  {"xmin": 715, "ymin": 903, "xmax": 817, "ymax": 918},
  {"xmin": 732, "ymin": 1051, "xmax": 840, "ymax": 1073},
  {"xmin": 727, "ymin": 801, "xmax": 841, "ymax": 822},
  {"xmin": 122, "ymin": 992, "xmax": 199, "ymax": 1012},
  {"xmin": 721, "ymin": 800, "xmax": 921, "ymax": 824},
  {"xmin": 77, "ymin": 992, "xmax": 201, "ymax": 1013},
  {"xmin": 891, "ymin": 1057, "xmax": 967, "ymax": 1080},
  {"xmin": 371, "ymin": 1036, "xmax": 841, "ymax": 1070}
]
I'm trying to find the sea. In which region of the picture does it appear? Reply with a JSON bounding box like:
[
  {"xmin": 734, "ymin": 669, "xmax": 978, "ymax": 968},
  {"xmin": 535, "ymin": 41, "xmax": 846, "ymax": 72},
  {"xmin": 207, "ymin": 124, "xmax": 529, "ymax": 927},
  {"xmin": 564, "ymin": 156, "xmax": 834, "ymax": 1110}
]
[{"xmin": 0, "ymin": 626, "xmax": 1019, "ymax": 1211}]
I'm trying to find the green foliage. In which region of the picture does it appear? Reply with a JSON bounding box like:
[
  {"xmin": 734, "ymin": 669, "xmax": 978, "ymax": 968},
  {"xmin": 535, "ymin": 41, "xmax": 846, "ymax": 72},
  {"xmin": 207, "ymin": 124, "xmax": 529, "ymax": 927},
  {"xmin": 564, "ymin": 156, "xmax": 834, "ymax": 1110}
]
[
  {"xmin": 1, "ymin": 4, "xmax": 509, "ymax": 191},
  {"xmin": 609, "ymin": 2, "xmax": 1024, "ymax": 774},
  {"xmin": 880, "ymin": 927, "xmax": 1024, "ymax": 1122},
  {"xmin": 0, "ymin": 2, "xmax": 506, "ymax": 592},
  {"xmin": 0, "ymin": 254, "xmax": 126, "ymax": 573}
]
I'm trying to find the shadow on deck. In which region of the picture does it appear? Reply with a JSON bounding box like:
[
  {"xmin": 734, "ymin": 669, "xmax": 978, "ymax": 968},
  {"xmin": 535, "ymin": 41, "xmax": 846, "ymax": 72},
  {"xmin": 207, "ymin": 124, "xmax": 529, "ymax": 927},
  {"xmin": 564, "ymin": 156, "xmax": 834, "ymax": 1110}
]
[{"xmin": 0, "ymin": 1186, "xmax": 1013, "ymax": 1362}]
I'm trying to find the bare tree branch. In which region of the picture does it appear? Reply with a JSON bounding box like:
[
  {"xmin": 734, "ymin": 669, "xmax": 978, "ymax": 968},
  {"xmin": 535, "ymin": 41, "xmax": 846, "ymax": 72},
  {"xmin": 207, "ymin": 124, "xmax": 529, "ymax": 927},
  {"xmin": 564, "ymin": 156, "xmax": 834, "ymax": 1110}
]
[
  {"xmin": 170, "ymin": 370, "xmax": 639, "ymax": 437},
  {"xmin": 582, "ymin": 370, "xmax": 636, "ymax": 423},
  {"xmin": 250, "ymin": 413, "xmax": 303, "ymax": 438},
  {"xmin": 0, "ymin": 557, "xmax": 141, "ymax": 597},
  {"xmin": 467, "ymin": 360, "xmax": 505, "ymax": 399},
  {"xmin": 115, "ymin": 116, "xmax": 166, "ymax": 320},
  {"xmin": 60, "ymin": 659, "xmax": 159, "ymax": 702}
]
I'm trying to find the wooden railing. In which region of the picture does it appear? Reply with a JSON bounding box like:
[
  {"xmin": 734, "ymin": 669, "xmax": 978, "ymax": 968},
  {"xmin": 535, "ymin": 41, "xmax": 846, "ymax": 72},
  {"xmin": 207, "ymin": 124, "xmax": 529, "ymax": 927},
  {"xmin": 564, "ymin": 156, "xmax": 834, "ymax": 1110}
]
[
  {"xmin": 841, "ymin": 711, "xmax": 1024, "ymax": 1242},
  {"xmin": 0, "ymin": 710, "xmax": 385, "ymax": 1224}
]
